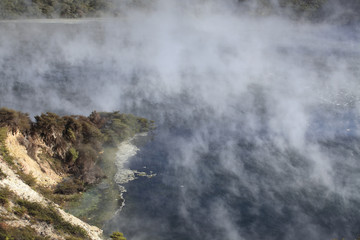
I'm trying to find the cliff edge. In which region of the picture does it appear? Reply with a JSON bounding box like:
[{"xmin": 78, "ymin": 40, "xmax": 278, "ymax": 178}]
[{"xmin": 0, "ymin": 108, "xmax": 153, "ymax": 240}]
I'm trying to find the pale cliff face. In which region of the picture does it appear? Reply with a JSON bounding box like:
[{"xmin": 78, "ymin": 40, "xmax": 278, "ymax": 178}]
[
  {"xmin": 5, "ymin": 131, "xmax": 63, "ymax": 187},
  {"xmin": 0, "ymin": 131, "xmax": 103, "ymax": 240}
]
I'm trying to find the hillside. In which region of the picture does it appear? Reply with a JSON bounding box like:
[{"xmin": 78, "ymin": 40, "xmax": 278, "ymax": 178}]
[
  {"xmin": 0, "ymin": 0, "xmax": 113, "ymax": 19},
  {"xmin": 1, "ymin": 0, "xmax": 360, "ymax": 23},
  {"xmin": 238, "ymin": 0, "xmax": 360, "ymax": 23},
  {"xmin": 0, "ymin": 108, "xmax": 153, "ymax": 239}
]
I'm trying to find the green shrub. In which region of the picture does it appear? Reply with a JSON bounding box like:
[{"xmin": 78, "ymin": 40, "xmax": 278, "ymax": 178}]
[
  {"xmin": 0, "ymin": 223, "xmax": 48, "ymax": 240},
  {"xmin": 0, "ymin": 187, "xmax": 12, "ymax": 206},
  {"xmin": 55, "ymin": 179, "xmax": 84, "ymax": 195},
  {"xmin": 80, "ymin": 119, "xmax": 104, "ymax": 148},
  {"xmin": 65, "ymin": 237, "xmax": 83, "ymax": 240},
  {"xmin": 0, "ymin": 127, "xmax": 14, "ymax": 166},
  {"xmin": 0, "ymin": 108, "xmax": 31, "ymax": 134},
  {"xmin": 110, "ymin": 231, "xmax": 127, "ymax": 240},
  {"xmin": 0, "ymin": 195, "xmax": 8, "ymax": 206},
  {"xmin": 0, "ymin": 0, "xmax": 113, "ymax": 20},
  {"xmin": 67, "ymin": 147, "xmax": 79, "ymax": 165},
  {"xmin": 0, "ymin": 127, "xmax": 7, "ymax": 143},
  {"xmin": 55, "ymin": 219, "xmax": 88, "ymax": 238},
  {"xmin": 34, "ymin": 112, "xmax": 65, "ymax": 145},
  {"xmin": 17, "ymin": 199, "xmax": 56, "ymax": 223},
  {"xmin": 12, "ymin": 205, "xmax": 27, "ymax": 217},
  {"xmin": 16, "ymin": 199, "xmax": 88, "ymax": 238},
  {"xmin": 67, "ymin": 129, "xmax": 77, "ymax": 142},
  {"xmin": 99, "ymin": 111, "xmax": 154, "ymax": 146},
  {"xmin": 35, "ymin": 185, "xmax": 81, "ymax": 207},
  {"xmin": 17, "ymin": 172, "xmax": 37, "ymax": 187},
  {"xmin": 0, "ymin": 187, "xmax": 15, "ymax": 208},
  {"xmin": 0, "ymin": 168, "xmax": 6, "ymax": 180}
]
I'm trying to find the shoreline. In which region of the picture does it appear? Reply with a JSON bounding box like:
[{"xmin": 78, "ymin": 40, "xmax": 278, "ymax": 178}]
[
  {"xmin": 65, "ymin": 132, "xmax": 155, "ymax": 227},
  {"xmin": 114, "ymin": 134, "xmax": 141, "ymax": 213},
  {"xmin": 114, "ymin": 132, "xmax": 156, "ymax": 213}
]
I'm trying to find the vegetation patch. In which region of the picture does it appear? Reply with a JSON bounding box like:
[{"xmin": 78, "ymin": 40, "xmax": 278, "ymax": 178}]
[
  {"xmin": 0, "ymin": 187, "xmax": 87, "ymax": 239},
  {"xmin": 0, "ymin": 108, "xmax": 153, "ymax": 190},
  {"xmin": 110, "ymin": 231, "xmax": 127, "ymax": 240},
  {"xmin": 36, "ymin": 185, "xmax": 82, "ymax": 208},
  {"xmin": 0, "ymin": 0, "xmax": 359, "ymax": 23},
  {"xmin": 0, "ymin": 223, "xmax": 49, "ymax": 240},
  {"xmin": 0, "ymin": 187, "xmax": 13, "ymax": 206},
  {"xmin": 31, "ymin": 110, "xmax": 153, "ymax": 186},
  {"xmin": 16, "ymin": 199, "xmax": 88, "ymax": 238},
  {"xmin": 0, "ymin": 127, "xmax": 14, "ymax": 166},
  {"xmin": 0, "ymin": 126, "xmax": 37, "ymax": 187},
  {"xmin": 0, "ymin": 168, "xmax": 6, "ymax": 180},
  {"xmin": 38, "ymin": 152, "xmax": 63, "ymax": 174},
  {"xmin": 239, "ymin": 0, "xmax": 360, "ymax": 22},
  {"xmin": 12, "ymin": 205, "xmax": 27, "ymax": 217},
  {"xmin": 98, "ymin": 111, "xmax": 154, "ymax": 146},
  {"xmin": 17, "ymin": 172, "xmax": 37, "ymax": 187},
  {"xmin": 67, "ymin": 147, "xmax": 79, "ymax": 165},
  {"xmin": 0, "ymin": 108, "xmax": 31, "ymax": 135},
  {"xmin": 0, "ymin": 0, "xmax": 115, "ymax": 19},
  {"xmin": 55, "ymin": 179, "xmax": 85, "ymax": 195},
  {"xmin": 0, "ymin": 108, "xmax": 154, "ymax": 238}
]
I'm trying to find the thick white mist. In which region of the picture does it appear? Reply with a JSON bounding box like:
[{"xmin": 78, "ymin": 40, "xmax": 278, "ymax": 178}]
[{"xmin": 1, "ymin": 0, "xmax": 360, "ymax": 239}]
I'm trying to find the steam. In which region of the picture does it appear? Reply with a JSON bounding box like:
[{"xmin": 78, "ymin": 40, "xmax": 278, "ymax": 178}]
[{"xmin": 1, "ymin": 0, "xmax": 360, "ymax": 239}]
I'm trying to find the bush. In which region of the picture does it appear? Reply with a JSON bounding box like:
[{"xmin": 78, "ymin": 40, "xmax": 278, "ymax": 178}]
[
  {"xmin": 16, "ymin": 199, "xmax": 56, "ymax": 223},
  {"xmin": 0, "ymin": 223, "xmax": 48, "ymax": 240},
  {"xmin": 0, "ymin": 195, "xmax": 8, "ymax": 206},
  {"xmin": 0, "ymin": 0, "xmax": 28, "ymax": 19},
  {"xmin": 35, "ymin": 185, "xmax": 81, "ymax": 207},
  {"xmin": 0, "ymin": 0, "xmax": 113, "ymax": 19},
  {"xmin": 12, "ymin": 205, "xmax": 27, "ymax": 217},
  {"xmin": 0, "ymin": 108, "xmax": 31, "ymax": 135},
  {"xmin": 79, "ymin": 119, "xmax": 104, "ymax": 149},
  {"xmin": 110, "ymin": 232, "xmax": 127, "ymax": 240},
  {"xmin": 66, "ymin": 147, "xmax": 79, "ymax": 165},
  {"xmin": 16, "ymin": 199, "xmax": 88, "ymax": 238},
  {"xmin": 55, "ymin": 179, "xmax": 84, "ymax": 195},
  {"xmin": 0, "ymin": 108, "xmax": 153, "ymax": 193},
  {"xmin": 0, "ymin": 127, "xmax": 14, "ymax": 166},
  {"xmin": 0, "ymin": 168, "xmax": 6, "ymax": 180},
  {"xmin": 65, "ymin": 237, "xmax": 83, "ymax": 240},
  {"xmin": 99, "ymin": 111, "xmax": 154, "ymax": 146},
  {"xmin": 0, "ymin": 187, "xmax": 12, "ymax": 206},
  {"xmin": 34, "ymin": 112, "xmax": 65, "ymax": 145},
  {"xmin": 17, "ymin": 172, "xmax": 37, "ymax": 187},
  {"xmin": 55, "ymin": 219, "xmax": 88, "ymax": 238}
]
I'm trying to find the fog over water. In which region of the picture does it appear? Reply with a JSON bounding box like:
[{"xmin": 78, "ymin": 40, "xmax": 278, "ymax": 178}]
[{"xmin": 1, "ymin": 1, "xmax": 360, "ymax": 239}]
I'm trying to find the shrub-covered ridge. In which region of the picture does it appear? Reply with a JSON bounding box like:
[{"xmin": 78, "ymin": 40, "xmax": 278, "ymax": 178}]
[
  {"xmin": 0, "ymin": 107, "xmax": 154, "ymax": 191},
  {"xmin": 0, "ymin": 108, "xmax": 152, "ymax": 239},
  {"xmin": 1, "ymin": 0, "xmax": 360, "ymax": 23},
  {"xmin": 0, "ymin": 0, "xmax": 113, "ymax": 19}
]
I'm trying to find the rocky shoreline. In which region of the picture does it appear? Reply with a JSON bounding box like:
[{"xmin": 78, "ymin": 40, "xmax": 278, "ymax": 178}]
[{"xmin": 114, "ymin": 132, "xmax": 156, "ymax": 213}]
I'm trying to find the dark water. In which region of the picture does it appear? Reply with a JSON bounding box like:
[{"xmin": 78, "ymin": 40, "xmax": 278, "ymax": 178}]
[
  {"xmin": 1, "ymin": 14, "xmax": 360, "ymax": 240},
  {"xmin": 103, "ymin": 121, "xmax": 360, "ymax": 240}
]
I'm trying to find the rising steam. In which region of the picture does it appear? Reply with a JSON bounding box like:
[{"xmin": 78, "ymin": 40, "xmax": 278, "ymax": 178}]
[{"xmin": 1, "ymin": 1, "xmax": 360, "ymax": 239}]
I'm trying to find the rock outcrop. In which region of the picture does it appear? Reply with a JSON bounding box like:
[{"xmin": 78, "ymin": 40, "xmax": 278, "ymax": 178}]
[
  {"xmin": 5, "ymin": 131, "xmax": 62, "ymax": 187},
  {"xmin": 0, "ymin": 155, "xmax": 103, "ymax": 240}
]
